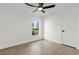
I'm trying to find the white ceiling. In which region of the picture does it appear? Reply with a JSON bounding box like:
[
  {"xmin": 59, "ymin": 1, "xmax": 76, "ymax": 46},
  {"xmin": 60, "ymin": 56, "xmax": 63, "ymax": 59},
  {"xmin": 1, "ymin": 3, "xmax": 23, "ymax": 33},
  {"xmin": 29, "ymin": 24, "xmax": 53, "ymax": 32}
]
[{"xmin": 0, "ymin": 3, "xmax": 79, "ymax": 16}]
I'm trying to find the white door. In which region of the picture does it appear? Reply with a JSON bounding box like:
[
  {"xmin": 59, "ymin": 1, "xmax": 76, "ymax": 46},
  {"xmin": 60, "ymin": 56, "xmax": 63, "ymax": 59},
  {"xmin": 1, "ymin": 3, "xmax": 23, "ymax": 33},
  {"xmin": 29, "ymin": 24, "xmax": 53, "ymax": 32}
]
[{"xmin": 62, "ymin": 14, "xmax": 76, "ymax": 47}]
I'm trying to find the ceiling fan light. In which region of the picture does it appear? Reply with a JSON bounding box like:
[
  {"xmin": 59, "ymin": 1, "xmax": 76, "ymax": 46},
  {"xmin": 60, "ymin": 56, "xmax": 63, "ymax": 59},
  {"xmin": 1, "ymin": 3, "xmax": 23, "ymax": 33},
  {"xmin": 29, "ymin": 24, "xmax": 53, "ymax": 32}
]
[{"xmin": 38, "ymin": 7, "xmax": 43, "ymax": 10}]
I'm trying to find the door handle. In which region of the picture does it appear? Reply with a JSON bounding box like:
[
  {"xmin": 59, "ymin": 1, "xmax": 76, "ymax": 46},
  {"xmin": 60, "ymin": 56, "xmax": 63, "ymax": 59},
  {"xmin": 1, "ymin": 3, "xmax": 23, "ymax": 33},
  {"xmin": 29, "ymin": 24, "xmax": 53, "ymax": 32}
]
[{"xmin": 62, "ymin": 30, "xmax": 65, "ymax": 32}]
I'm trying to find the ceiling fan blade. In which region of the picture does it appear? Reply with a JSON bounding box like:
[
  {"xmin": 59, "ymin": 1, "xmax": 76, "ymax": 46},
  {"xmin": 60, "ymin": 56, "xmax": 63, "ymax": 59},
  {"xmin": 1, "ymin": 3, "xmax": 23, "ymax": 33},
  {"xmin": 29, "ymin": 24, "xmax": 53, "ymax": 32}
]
[
  {"xmin": 32, "ymin": 9, "xmax": 38, "ymax": 13},
  {"xmin": 25, "ymin": 3, "xmax": 37, "ymax": 7},
  {"xmin": 39, "ymin": 3, "xmax": 44, "ymax": 7},
  {"xmin": 43, "ymin": 4, "xmax": 55, "ymax": 9},
  {"xmin": 41, "ymin": 10, "xmax": 45, "ymax": 13}
]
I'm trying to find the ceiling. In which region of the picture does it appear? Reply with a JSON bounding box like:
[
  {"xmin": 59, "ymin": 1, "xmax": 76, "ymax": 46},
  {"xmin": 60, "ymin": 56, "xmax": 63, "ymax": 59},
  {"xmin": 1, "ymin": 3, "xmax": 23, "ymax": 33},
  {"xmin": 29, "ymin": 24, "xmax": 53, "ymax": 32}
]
[{"xmin": 0, "ymin": 3, "xmax": 79, "ymax": 16}]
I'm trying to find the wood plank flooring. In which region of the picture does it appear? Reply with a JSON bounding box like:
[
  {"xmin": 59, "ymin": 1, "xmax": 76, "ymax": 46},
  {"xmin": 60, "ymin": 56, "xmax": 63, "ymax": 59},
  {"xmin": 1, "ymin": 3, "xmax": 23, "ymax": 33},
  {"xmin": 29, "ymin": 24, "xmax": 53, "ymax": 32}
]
[{"xmin": 0, "ymin": 40, "xmax": 79, "ymax": 55}]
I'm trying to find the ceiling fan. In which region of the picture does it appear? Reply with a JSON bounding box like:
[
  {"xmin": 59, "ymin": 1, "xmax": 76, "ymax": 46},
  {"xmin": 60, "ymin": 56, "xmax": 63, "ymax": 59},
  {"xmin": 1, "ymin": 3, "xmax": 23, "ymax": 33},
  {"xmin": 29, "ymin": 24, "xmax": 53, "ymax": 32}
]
[{"xmin": 25, "ymin": 3, "xmax": 55, "ymax": 13}]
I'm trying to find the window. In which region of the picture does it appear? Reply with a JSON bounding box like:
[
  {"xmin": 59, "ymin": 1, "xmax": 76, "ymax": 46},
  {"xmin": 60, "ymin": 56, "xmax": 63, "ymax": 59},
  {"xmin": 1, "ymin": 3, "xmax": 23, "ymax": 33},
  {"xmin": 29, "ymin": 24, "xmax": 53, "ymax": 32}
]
[{"xmin": 32, "ymin": 17, "xmax": 39, "ymax": 35}]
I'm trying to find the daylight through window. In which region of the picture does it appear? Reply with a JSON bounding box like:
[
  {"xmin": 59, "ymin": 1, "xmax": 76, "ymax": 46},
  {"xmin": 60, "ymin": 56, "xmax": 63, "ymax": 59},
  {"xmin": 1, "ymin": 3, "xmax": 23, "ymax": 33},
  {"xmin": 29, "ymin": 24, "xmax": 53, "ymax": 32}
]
[{"xmin": 32, "ymin": 18, "xmax": 39, "ymax": 35}]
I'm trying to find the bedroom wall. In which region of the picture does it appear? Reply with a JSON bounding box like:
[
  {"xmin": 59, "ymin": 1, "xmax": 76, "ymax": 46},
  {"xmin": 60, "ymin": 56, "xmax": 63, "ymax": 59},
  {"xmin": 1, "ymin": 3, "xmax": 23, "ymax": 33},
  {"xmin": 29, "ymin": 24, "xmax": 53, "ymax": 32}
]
[
  {"xmin": 44, "ymin": 4, "xmax": 79, "ymax": 49},
  {"xmin": 0, "ymin": 4, "xmax": 44, "ymax": 49},
  {"xmin": 44, "ymin": 13, "xmax": 62, "ymax": 44},
  {"xmin": 44, "ymin": 6, "xmax": 75, "ymax": 44}
]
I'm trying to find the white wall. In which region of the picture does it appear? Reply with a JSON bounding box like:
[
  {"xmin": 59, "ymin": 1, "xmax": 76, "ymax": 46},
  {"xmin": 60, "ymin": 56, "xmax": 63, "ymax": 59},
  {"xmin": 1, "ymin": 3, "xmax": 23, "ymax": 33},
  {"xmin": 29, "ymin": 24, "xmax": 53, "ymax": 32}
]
[
  {"xmin": 44, "ymin": 4, "xmax": 79, "ymax": 49},
  {"xmin": 0, "ymin": 4, "xmax": 43, "ymax": 49},
  {"xmin": 72, "ymin": 7, "xmax": 79, "ymax": 49},
  {"xmin": 44, "ymin": 13, "xmax": 62, "ymax": 44}
]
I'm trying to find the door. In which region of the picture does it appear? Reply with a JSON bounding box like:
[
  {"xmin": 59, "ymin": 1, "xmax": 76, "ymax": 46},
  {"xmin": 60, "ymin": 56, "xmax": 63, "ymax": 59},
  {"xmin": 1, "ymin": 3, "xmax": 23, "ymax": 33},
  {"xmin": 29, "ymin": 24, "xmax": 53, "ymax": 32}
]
[{"xmin": 62, "ymin": 14, "xmax": 76, "ymax": 47}]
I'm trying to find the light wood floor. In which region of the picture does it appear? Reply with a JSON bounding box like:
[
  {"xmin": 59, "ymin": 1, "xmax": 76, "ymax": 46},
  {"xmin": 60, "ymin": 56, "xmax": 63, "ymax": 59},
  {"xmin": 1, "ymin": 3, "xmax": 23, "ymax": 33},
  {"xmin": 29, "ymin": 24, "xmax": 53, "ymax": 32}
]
[{"xmin": 0, "ymin": 40, "xmax": 79, "ymax": 55}]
